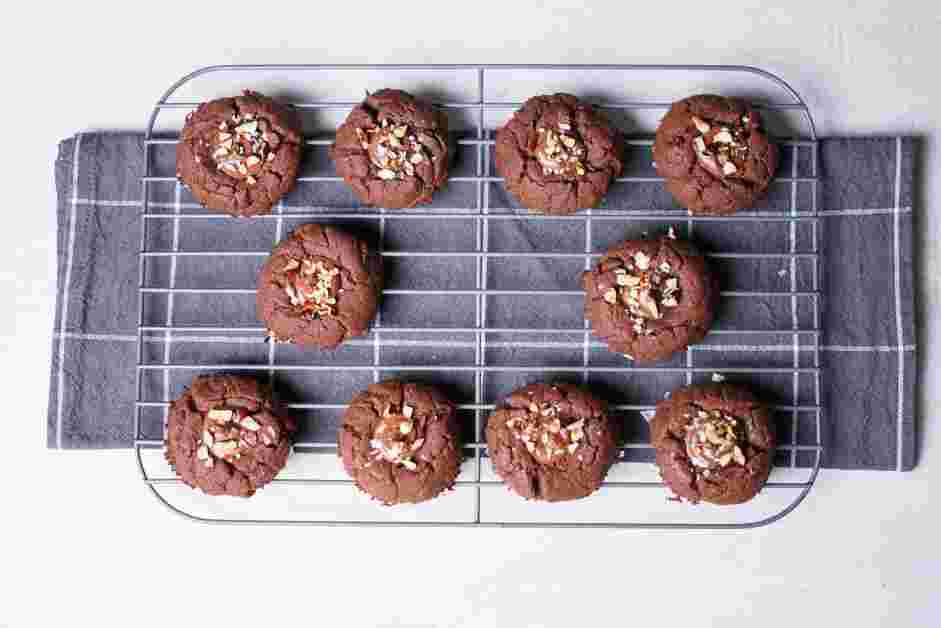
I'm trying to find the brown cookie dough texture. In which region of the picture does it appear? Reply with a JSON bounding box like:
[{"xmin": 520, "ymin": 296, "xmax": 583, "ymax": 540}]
[
  {"xmin": 485, "ymin": 383, "xmax": 619, "ymax": 502},
  {"xmin": 338, "ymin": 380, "xmax": 462, "ymax": 505},
  {"xmin": 257, "ymin": 224, "xmax": 382, "ymax": 350},
  {"xmin": 330, "ymin": 89, "xmax": 449, "ymax": 209},
  {"xmin": 165, "ymin": 374, "xmax": 296, "ymax": 497},
  {"xmin": 176, "ymin": 90, "xmax": 302, "ymax": 217},
  {"xmin": 494, "ymin": 93, "xmax": 624, "ymax": 215},
  {"xmin": 583, "ymin": 234, "xmax": 718, "ymax": 363},
  {"xmin": 650, "ymin": 383, "xmax": 775, "ymax": 505},
  {"xmin": 653, "ymin": 94, "xmax": 779, "ymax": 215}
]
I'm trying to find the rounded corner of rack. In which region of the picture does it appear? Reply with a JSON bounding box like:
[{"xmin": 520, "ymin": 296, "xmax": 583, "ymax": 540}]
[
  {"xmin": 161, "ymin": 64, "xmax": 231, "ymax": 101},
  {"xmin": 144, "ymin": 483, "xmax": 219, "ymax": 525},
  {"xmin": 742, "ymin": 480, "xmax": 819, "ymax": 530}
]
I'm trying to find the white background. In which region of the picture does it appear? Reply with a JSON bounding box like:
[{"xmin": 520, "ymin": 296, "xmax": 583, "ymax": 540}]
[{"xmin": 3, "ymin": 1, "xmax": 940, "ymax": 626}]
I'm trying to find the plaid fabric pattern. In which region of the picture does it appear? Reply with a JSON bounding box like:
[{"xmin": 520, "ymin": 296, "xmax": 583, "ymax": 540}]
[{"xmin": 48, "ymin": 133, "xmax": 916, "ymax": 470}]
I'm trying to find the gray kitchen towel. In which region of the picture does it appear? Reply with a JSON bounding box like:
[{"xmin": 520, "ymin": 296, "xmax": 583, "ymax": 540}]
[{"xmin": 47, "ymin": 133, "xmax": 917, "ymax": 471}]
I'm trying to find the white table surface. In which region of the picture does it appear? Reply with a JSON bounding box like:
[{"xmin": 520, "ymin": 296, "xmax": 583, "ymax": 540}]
[{"xmin": 5, "ymin": 1, "xmax": 940, "ymax": 625}]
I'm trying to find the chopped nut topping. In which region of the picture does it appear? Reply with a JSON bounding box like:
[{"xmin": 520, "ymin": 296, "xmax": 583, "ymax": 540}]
[
  {"xmin": 712, "ymin": 129, "xmax": 734, "ymax": 144},
  {"xmin": 601, "ymin": 251, "xmax": 682, "ymax": 335},
  {"xmin": 279, "ymin": 257, "xmax": 341, "ymax": 320},
  {"xmin": 199, "ymin": 406, "xmax": 276, "ymax": 467},
  {"xmin": 359, "ymin": 121, "xmax": 427, "ymax": 181},
  {"xmin": 689, "ymin": 110, "xmax": 752, "ymax": 179},
  {"xmin": 535, "ymin": 122, "xmax": 588, "ymax": 178},
  {"xmin": 207, "ymin": 409, "xmax": 233, "ymax": 423},
  {"xmin": 506, "ymin": 401, "xmax": 586, "ymax": 463},
  {"xmin": 684, "ymin": 408, "xmax": 747, "ymax": 470},
  {"xmin": 691, "ymin": 115, "xmax": 711, "ymax": 134},
  {"xmin": 369, "ymin": 403, "xmax": 422, "ymax": 471},
  {"xmin": 206, "ymin": 112, "xmax": 275, "ymax": 185}
]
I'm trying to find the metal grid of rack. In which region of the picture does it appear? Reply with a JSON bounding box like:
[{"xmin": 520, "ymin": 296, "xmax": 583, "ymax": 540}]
[{"xmin": 135, "ymin": 65, "xmax": 822, "ymax": 528}]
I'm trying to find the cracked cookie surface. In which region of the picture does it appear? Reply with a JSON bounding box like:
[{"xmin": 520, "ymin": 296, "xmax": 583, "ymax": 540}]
[
  {"xmin": 257, "ymin": 223, "xmax": 382, "ymax": 350},
  {"xmin": 330, "ymin": 89, "xmax": 450, "ymax": 209},
  {"xmin": 165, "ymin": 374, "xmax": 296, "ymax": 497},
  {"xmin": 176, "ymin": 90, "xmax": 302, "ymax": 217},
  {"xmin": 485, "ymin": 383, "xmax": 619, "ymax": 502},
  {"xmin": 650, "ymin": 383, "xmax": 775, "ymax": 505},
  {"xmin": 583, "ymin": 235, "xmax": 718, "ymax": 363},
  {"xmin": 494, "ymin": 93, "xmax": 624, "ymax": 215},
  {"xmin": 339, "ymin": 380, "xmax": 462, "ymax": 505},
  {"xmin": 652, "ymin": 94, "xmax": 778, "ymax": 215}
]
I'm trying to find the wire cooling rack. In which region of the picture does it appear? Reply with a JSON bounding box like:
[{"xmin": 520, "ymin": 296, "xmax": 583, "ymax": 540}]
[{"xmin": 134, "ymin": 65, "xmax": 822, "ymax": 528}]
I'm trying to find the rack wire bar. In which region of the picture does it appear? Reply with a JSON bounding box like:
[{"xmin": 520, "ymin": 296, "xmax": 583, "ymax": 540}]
[{"xmin": 136, "ymin": 64, "xmax": 822, "ymax": 529}]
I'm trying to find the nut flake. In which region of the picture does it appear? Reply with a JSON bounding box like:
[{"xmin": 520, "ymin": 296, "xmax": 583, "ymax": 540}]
[
  {"xmin": 211, "ymin": 440, "xmax": 239, "ymax": 459},
  {"xmin": 207, "ymin": 409, "xmax": 233, "ymax": 423},
  {"xmin": 362, "ymin": 119, "xmax": 426, "ymax": 181},
  {"xmin": 208, "ymin": 112, "xmax": 273, "ymax": 185},
  {"xmin": 266, "ymin": 329, "xmax": 290, "ymax": 344},
  {"xmin": 200, "ymin": 406, "xmax": 281, "ymax": 465},
  {"xmin": 535, "ymin": 123, "xmax": 588, "ymax": 178},
  {"xmin": 684, "ymin": 408, "xmax": 746, "ymax": 471},
  {"xmin": 689, "ymin": 111, "xmax": 752, "ymax": 179},
  {"xmin": 507, "ymin": 402, "xmax": 587, "ymax": 462},
  {"xmin": 691, "ymin": 115, "xmax": 711, "ymax": 134},
  {"xmin": 712, "ymin": 129, "xmax": 734, "ymax": 144},
  {"xmin": 369, "ymin": 404, "xmax": 422, "ymax": 471},
  {"xmin": 602, "ymin": 250, "xmax": 682, "ymax": 335},
  {"xmin": 281, "ymin": 257, "xmax": 341, "ymax": 320}
]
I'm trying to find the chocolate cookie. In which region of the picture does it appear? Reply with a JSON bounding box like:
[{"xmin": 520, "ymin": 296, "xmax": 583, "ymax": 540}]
[
  {"xmin": 330, "ymin": 89, "xmax": 449, "ymax": 208},
  {"xmin": 485, "ymin": 383, "xmax": 619, "ymax": 502},
  {"xmin": 165, "ymin": 374, "xmax": 296, "ymax": 497},
  {"xmin": 650, "ymin": 383, "xmax": 775, "ymax": 505},
  {"xmin": 338, "ymin": 380, "xmax": 462, "ymax": 505},
  {"xmin": 176, "ymin": 90, "xmax": 302, "ymax": 217},
  {"xmin": 652, "ymin": 94, "xmax": 778, "ymax": 215},
  {"xmin": 583, "ymin": 233, "xmax": 718, "ymax": 363},
  {"xmin": 257, "ymin": 224, "xmax": 382, "ymax": 350},
  {"xmin": 494, "ymin": 93, "xmax": 624, "ymax": 215}
]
